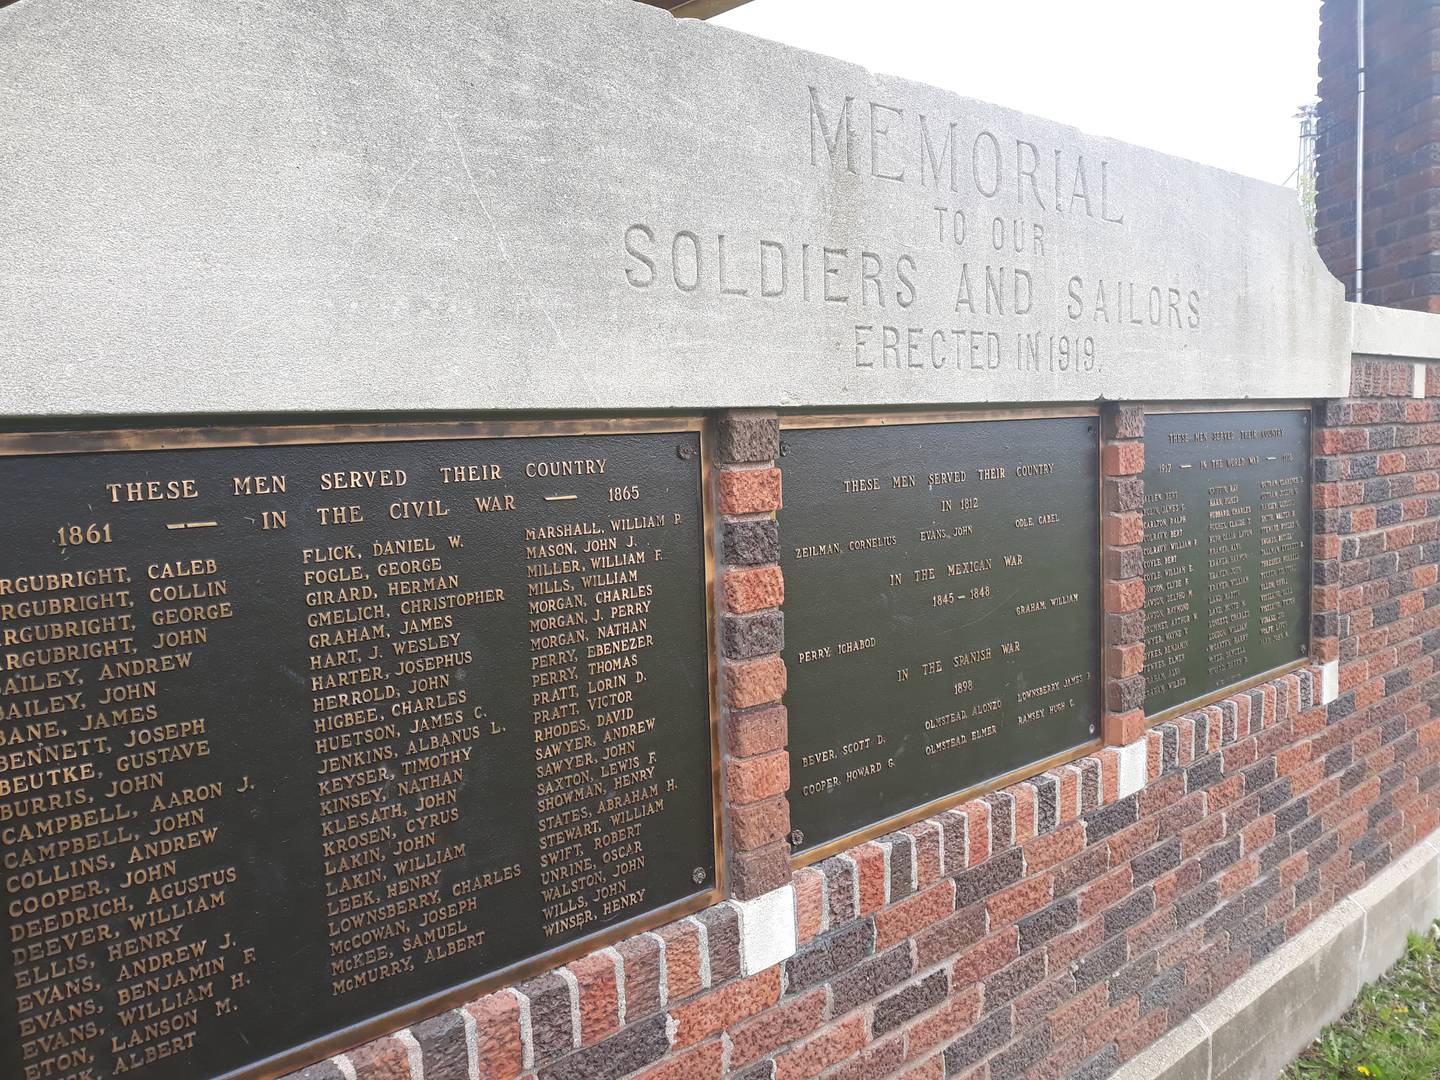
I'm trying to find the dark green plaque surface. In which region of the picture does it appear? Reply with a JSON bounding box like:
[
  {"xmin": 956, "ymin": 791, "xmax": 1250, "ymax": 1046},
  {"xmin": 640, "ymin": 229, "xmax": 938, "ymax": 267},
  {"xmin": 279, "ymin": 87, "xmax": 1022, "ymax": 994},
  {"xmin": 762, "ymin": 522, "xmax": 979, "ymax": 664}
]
[
  {"xmin": 1142, "ymin": 409, "xmax": 1311, "ymax": 717},
  {"xmin": 0, "ymin": 425, "xmax": 714, "ymax": 1080},
  {"xmin": 781, "ymin": 415, "xmax": 1101, "ymax": 857}
]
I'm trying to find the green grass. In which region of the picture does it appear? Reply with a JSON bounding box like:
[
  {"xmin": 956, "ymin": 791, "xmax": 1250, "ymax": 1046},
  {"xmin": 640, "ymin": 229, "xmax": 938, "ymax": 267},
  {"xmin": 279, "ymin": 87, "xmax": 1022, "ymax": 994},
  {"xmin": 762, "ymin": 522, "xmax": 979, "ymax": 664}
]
[{"xmin": 1284, "ymin": 921, "xmax": 1440, "ymax": 1080}]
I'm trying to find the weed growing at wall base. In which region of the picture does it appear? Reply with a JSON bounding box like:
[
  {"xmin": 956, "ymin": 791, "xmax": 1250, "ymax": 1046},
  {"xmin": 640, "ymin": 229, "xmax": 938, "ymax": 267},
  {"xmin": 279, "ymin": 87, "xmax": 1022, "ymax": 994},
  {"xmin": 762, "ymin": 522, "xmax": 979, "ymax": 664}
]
[{"xmin": 1286, "ymin": 921, "xmax": 1440, "ymax": 1080}]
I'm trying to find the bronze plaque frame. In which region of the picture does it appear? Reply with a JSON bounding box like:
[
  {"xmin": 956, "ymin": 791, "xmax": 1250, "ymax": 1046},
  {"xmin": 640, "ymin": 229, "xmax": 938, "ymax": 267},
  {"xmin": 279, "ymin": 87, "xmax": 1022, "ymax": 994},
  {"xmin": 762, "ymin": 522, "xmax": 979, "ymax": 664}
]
[
  {"xmin": 0, "ymin": 416, "xmax": 723, "ymax": 1080},
  {"xmin": 778, "ymin": 407, "xmax": 1104, "ymax": 868},
  {"xmin": 1141, "ymin": 403, "xmax": 1314, "ymax": 726}
]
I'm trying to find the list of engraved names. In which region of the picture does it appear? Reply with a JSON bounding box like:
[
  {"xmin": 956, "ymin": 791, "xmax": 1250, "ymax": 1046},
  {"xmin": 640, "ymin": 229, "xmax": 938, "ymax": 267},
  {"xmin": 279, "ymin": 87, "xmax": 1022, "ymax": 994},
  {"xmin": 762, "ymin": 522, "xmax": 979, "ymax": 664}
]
[
  {"xmin": 1142, "ymin": 410, "xmax": 1311, "ymax": 717},
  {"xmin": 780, "ymin": 416, "xmax": 1100, "ymax": 855},
  {"xmin": 0, "ymin": 428, "xmax": 714, "ymax": 1080}
]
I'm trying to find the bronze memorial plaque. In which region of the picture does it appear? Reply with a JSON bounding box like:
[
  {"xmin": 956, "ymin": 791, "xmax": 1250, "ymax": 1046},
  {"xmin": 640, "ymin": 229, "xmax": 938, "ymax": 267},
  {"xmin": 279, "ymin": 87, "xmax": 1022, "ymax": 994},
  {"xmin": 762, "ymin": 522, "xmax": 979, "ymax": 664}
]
[
  {"xmin": 1142, "ymin": 408, "xmax": 1312, "ymax": 718},
  {"xmin": 0, "ymin": 421, "xmax": 716, "ymax": 1080},
  {"xmin": 780, "ymin": 413, "xmax": 1102, "ymax": 860}
]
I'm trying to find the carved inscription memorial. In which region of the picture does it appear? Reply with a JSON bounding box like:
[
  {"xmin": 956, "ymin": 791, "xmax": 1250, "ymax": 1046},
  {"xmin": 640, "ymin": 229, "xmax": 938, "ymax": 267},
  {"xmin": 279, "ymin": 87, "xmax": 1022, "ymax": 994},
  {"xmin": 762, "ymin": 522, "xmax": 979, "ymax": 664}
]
[
  {"xmin": 1142, "ymin": 409, "xmax": 1312, "ymax": 717},
  {"xmin": 0, "ymin": 423, "xmax": 715, "ymax": 1080},
  {"xmin": 781, "ymin": 415, "xmax": 1101, "ymax": 857}
]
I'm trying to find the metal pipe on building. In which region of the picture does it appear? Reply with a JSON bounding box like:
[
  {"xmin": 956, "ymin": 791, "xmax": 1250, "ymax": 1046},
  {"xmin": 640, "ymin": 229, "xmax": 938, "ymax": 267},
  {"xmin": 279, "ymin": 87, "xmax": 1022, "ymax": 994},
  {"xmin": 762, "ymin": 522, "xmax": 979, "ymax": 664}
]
[{"xmin": 1355, "ymin": 0, "xmax": 1366, "ymax": 300}]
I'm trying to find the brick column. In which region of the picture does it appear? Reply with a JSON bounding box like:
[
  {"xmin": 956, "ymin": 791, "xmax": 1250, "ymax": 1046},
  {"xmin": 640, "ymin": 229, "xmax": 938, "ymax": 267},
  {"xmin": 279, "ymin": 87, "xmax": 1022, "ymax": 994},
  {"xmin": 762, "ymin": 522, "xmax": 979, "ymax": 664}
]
[
  {"xmin": 713, "ymin": 412, "xmax": 791, "ymax": 900},
  {"xmin": 1101, "ymin": 404, "xmax": 1147, "ymax": 745}
]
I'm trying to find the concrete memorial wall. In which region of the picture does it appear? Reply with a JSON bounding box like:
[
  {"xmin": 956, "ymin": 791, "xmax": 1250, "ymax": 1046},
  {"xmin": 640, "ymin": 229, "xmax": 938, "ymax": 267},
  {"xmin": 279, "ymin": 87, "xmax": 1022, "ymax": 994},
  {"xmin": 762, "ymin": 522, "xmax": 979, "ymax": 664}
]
[{"xmin": 3, "ymin": 2, "xmax": 1440, "ymax": 1080}]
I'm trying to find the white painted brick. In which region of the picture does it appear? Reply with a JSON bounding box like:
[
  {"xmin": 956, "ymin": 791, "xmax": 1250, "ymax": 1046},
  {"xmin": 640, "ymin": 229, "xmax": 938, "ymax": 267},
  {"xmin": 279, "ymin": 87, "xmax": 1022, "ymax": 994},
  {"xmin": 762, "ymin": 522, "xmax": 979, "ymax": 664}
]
[
  {"xmin": 736, "ymin": 883, "xmax": 796, "ymax": 975},
  {"xmin": 1117, "ymin": 739, "xmax": 1148, "ymax": 800},
  {"xmin": 1321, "ymin": 659, "xmax": 1340, "ymax": 705}
]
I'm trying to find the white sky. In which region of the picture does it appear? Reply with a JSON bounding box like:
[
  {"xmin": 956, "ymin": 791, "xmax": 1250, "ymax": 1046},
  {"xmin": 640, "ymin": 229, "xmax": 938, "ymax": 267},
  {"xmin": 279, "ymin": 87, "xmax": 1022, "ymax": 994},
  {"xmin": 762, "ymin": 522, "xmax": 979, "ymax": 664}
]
[{"xmin": 711, "ymin": 0, "xmax": 1322, "ymax": 186}]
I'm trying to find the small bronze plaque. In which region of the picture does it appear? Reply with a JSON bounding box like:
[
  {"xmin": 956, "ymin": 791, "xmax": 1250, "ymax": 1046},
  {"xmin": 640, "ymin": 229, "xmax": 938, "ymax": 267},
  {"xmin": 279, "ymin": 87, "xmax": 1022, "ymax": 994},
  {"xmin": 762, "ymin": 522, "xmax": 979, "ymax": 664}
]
[
  {"xmin": 1142, "ymin": 408, "xmax": 1312, "ymax": 718},
  {"xmin": 0, "ymin": 422, "xmax": 716, "ymax": 1080},
  {"xmin": 780, "ymin": 413, "xmax": 1101, "ymax": 859}
]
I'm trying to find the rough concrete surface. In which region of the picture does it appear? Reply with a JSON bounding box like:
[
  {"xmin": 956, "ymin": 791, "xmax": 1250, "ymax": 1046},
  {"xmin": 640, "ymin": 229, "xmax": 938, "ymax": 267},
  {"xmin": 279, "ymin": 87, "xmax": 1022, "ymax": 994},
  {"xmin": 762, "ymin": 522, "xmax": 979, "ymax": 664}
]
[{"xmin": 0, "ymin": 0, "xmax": 1356, "ymax": 417}]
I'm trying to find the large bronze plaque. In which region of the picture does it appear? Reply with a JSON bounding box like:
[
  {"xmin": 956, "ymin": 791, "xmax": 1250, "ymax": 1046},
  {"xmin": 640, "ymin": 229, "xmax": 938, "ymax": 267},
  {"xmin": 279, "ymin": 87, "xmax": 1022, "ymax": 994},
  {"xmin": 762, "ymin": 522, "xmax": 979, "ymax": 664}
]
[
  {"xmin": 780, "ymin": 414, "xmax": 1101, "ymax": 859},
  {"xmin": 0, "ymin": 422, "xmax": 716, "ymax": 1080},
  {"xmin": 1142, "ymin": 408, "xmax": 1312, "ymax": 718}
]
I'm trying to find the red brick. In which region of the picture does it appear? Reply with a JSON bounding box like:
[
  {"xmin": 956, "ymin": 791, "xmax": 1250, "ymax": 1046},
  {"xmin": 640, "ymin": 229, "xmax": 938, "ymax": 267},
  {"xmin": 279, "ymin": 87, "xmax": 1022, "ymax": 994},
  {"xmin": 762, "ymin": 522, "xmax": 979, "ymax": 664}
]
[
  {"xmin": 952, "ymin": 926, "xmax": 1019, "ymax": 986},
  {"xmin": 656, "ymin": 920, "xmax": 704, "ymax": 1002},
  {"xmin": 1047, "ymin": 919, "xmax": 1106, "ymax": 969},
  {"xmin": 1104, "ymin": 511, "xmax": 1145, "ymax": 546},
  {"xmin": 1104, "ymin": 708, "xmax": 1146, "ymax": 746},
  {"xmin": 1099, "ymin": 749, "xmax": 1121, "ymax": 803},
  {"xmin": 1116, "ymin": 1007, "xmax": 1169, "ymax": 1061},
  {"xmin": 1222, "ymin": 738, "xmax": 1257, "ymax": 772},
  {"xmin": 826, "ymin": 1036, "xmax": 905, "ymax": 1080},
  {"xmin": 987, "ymin": 873, "xmax": 1055, "ymax": 926},
  {"xmin": 1083, "ymin": 997, "xmax": 1140, "ymax": 1056},
  {"xmin": 727, "ymin": 703, "xmax": 787, "ymax": 756},
  {"xmin": 725, "ymin": 656, "xmax": 787, "ymax": 710},
  {"xmin": 717, "ymin": 467, "xmax": 782, "ymax": 514},
  {"xmin": 1032, "ymin": 1034, "xmax": 1089, "ymax": 1080},
  {"xmin": 729, "ymin": 988, "xmax": 828, "ymax": 1066},
  {"xmin": 1180, "ymin": 814, "xmax": 1226, "ymax": 860},
  {"xmin": 1127, "ymin": 908, "xmax": 1177, "ymax": 956},
  {"xmin": 1137, "ymin": 771, "xmax": 1186, "ymax": 818},
  {"xmin": 914, "ymin": 904, "xmax": 988, "ymax": 970},
  {"xmin": 794, "ymin": 867, "xmax": 826, "ymax": 944},
  {"xmin": 897, "ymin": 1056, "xmax": 946, "ymax": 1080},
  {"xmin": 570, "ymin": 951, "xmax": 620, "ymax": 1045},
  {"xmin": 1049, "ymin": 981, "xmax": 1109, "ymax": 1043},
  {"xmin": 670, "ymin": 967, "xmax": 782, "ymax": 1049},
  {"xmin": 464, "ymin": 992, "xmax": 525, "ymax": 1080},
  {"xmin": 632, "ymin": 1039, "xmax": 726, "ymax": 1080},
  {"xmin": 728, "ymin": 750, "xmax": 789, "ymax": 805},
  {"xmin": 851, "ymin": 841, "xmax": 889, "ymax": 915},
  {"xmin": 1240, "ymin": 815, "xmax": 1276, "ymax": 856},
  {"xmin": 1205, "ymin": 774, "xmax": 1245, "ymax": 812},
  {"xmin": 1012, "ymin": 784, "xmax": 1038, "ymax": 844},
  {"xmin": 723, "ymin": 565, "xmax": 785, "ymax": 614},
  {"xmin": 1159, "ymin": 926, "xmax": 1205, "ymax": 970},
  {"xmin": 1106, "ymin": 642, "xmax": 1146, "ymax": 679},
  {"xmin": 1107, "ymin": 819, "xmax": 1159, "ymax": 865},
  {"xmin": 1023, "ymin": 822, "xmax": 1085, "ymax": 872},
  {"xmin": 903, "ymin": 984, "xmax": 983, "ymax": 1059},
  {"xmin": 1276, "ymin": 744, "xmax": 1311, "ymax": 777},
  {"xmin": 963, "ymin": 800, "xmax": 992, "ymax": 865},
  {"xmin": 1174, "ymin": 717, "xmax": 1195, "ymax": 766},
  {"xmin": 773, "ymin": 1014, "xmax": 868, "ymax": 1080},
  {"xmin": 906, "ymin": 820, "xmax": 944, "ymax": 887},
  {"xmin": 1058, "ymin": 768, "xmax": 1080, "ymax": 822},
  {"xmin": 348, "ymin": 1037, "xmax": 409, "ymax": 1080},
  {"xmin": 1105, "ymin": 578, "xmax": 1145, "ymax": 613},
  {"xmin": 1079, "ymin": 867, "xmax": 1131, "ymax": 920},
  {"xmin": 875, "ymin": 880, "xmax": 956, "ymax": 949},
  {"xmin": 1102, "ymin": 441, "xmax": 1145, "ymax": 475}
]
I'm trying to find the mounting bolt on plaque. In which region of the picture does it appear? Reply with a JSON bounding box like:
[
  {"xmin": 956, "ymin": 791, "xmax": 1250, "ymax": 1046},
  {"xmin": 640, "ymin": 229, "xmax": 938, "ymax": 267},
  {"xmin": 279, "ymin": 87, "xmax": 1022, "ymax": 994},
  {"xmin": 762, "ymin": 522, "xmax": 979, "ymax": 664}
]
[
  {"xmin": 692, "ymin": 867, "xmax": 706, "ymax": 884},
  {"xmin": 778, "ymin": 440, "xmax": 789, "ymax": 457},
  {"xmin": 789, "ymin": 829, "xmax": 804, "ymax": 848},
  {"xmin": 677, "ymin": 444, "xmax": 696, "ymax": 460}
]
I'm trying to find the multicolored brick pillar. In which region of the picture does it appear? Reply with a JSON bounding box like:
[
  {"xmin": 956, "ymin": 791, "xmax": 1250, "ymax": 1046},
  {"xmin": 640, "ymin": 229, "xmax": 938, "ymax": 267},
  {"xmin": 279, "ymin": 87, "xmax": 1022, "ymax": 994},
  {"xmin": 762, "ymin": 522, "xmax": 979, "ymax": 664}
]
[
  {"xmin": 713, "ymin": 411, "xmax": 791, "ymax": 900},
  {"xmin": 1102, "ymin": 404, "xmax": 1147, "ymax": 746}
]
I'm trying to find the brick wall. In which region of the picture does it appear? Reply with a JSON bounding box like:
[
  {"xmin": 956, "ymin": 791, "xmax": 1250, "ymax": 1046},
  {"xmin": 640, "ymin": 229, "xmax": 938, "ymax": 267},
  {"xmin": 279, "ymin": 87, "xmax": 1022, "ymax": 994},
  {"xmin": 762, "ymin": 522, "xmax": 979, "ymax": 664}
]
[
  {"xmin": 285, "ymin": 364, "xmax": 1440, "ymax": 1080},
  {"xmin": 1316, "ymin": 0, "xmax": 1440, "ymax": 308},
  {"xmin": 716, "ymin": 412, "xmax": 792, "ymax": 901}
]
